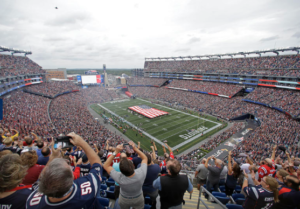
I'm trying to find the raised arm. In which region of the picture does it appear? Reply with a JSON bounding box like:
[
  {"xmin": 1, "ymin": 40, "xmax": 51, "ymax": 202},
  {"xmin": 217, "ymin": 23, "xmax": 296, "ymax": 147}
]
[
  {"xmin": 129, "ymin": 141, "xmax": 147, "ymax": 164},
  {"xmin": 227, "ymin": 151, "xmax": 233, "ymax": 175},
  {"xmin": 103, "ymin": 144, "xmax": 123, "ymax": 174},
  {"xmin": 246, "ymin": 155, "xmax": 253, "ymax": 165},
  {"xmin": 205, "ymin": 156, "xmax": 212, "ymax": 168},
  {"xmin": 271, "ymin": 145, "xmax": 277, "ymax": 161},
  {"xmin": 152, "ymin": 141, "xmax": 157, "ymax": 151},
  {"xmin": 94, "ymin": 144, "xmax": 99, "ymax": 154},
  {"xmin": 138, "ymin": 141, "xmax": 140, "ymax": 149},
  {"xmin": 105, "ymin": 140, "xmax": 109, "ymax": 150},
  {"xmin": 162, "ymin": 144, "xmax": 167, "ymax": 154},
  {"xmin": 165, "ymin": 143, "xmax": 172, "ymax": 153},
  {"xmin": 150, "ymin": 146, "xmax": 156, "ymax": 162},
  {"xmin": 68, "ymin": 132, "xmax": 101, "ymax": 166}
]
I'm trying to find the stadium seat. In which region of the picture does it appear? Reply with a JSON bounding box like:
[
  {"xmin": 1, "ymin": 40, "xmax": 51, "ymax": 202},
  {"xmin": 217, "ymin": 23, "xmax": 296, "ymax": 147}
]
[
  {"xmin": 225, "ymin": 204, "xmax": 244, "ymax": 209},
  {"xmin": 232, "ymin": 193, "xmax": 245, "ymax": 201},
  {"xmin": 235, "ymin": 198, "xmax": 245, "ymax": 205},
  {"xmin": 106, "ymin": 191, "xmax": 115, "ymax": 200},
  {"xmin": 144, "ymin": 196, "xmax": 151, "ymax": 205},
  {"xmin": 214, "ymin": 196, "xmax": 230, "ymax": 205},
  {"xmin": 101, "ymin": 184, "xmax": 107, "ymax": 191},
  {"xmin": 109, "ymin": 186, "xmax": 115, "ymax": 192},
  {"xmin": 99, "ymin": 189, "xmax": 107, "ymax": 198},
  {"xmin": 106, "ymin": 181, "xmax": 115, "ymax": 187},
  {"xmin": 144, "ymin": 204, "xmax": 151, "ymax": 209},
  {"xmin": 212, "ymin": 192, "xmax": 226, "ymax": 197},
  {"xmin": 234, "ymin": 185, "xmax": 241, "ymax": 193},
  {"xmin": 97, "ymin": 197, "xmax": 109, "ymax": 207},
  {"xmin": 219, "ymin": 185, "xmax": 226, "ymax": 193},
  {"xmin": 108, "ymin": 177, "xmax": 114, "ymax": 182},
  {"xmin": 102, "ymin": 176, "xmax": 107, "ymax": 182}
]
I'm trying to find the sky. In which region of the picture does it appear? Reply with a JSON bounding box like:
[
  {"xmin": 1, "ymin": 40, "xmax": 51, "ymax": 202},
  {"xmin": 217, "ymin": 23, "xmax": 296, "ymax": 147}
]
[{"xmin": 0, "ymin": 0, "xmax": 300, "ymax": 69}]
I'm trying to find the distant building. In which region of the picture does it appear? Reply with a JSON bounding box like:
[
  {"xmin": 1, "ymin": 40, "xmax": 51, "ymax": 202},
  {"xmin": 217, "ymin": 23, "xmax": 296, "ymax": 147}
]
[{"xmin": 45, "ymin": 68, "xmax": 67, "ymax": 81}]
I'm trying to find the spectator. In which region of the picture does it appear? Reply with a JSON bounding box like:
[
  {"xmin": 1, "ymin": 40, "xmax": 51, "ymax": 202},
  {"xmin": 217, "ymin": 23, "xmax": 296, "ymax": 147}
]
[
  {"xmin": 195, "ymin": 158, "xmax": 208, "ymax": 190},
  {"xmin": 225, "ymin": 151, "xmax": 241, "ymax": 196},
  {"xmin": 0, "ymin": 150, "xmax": 12, "ymax": 158},
  {"xmin": 79, "ymin": 154, "xmax": 91, "ymax": 177},
  {"xmin": 257, "ymin": 158, "xmax": 276, "ymax": 181},
  {"xmin": 275, "ymin": 169, "xmax": 289, "ymax": 186},
  {"xmin": 204, "ymin": 156, "xmax": 224, "ymax": 198},
  {"xmin": 21, "ymin": 136, "xmax": 38, "ymax": 153},
  {"xmin": 2, "ymin": 138, "xmax": 22, "ymax": 155},
  {"xmin": 103, "ymin": 141, "xmax": 147, "ymax": 209},
  {"xmin": 139, "ymin": 153, "xmax": 161, "ymax": 208},
  {"xmin": 0, "ymin": 154, "xmax": 32, "ymax": 209},
  {"xmin": 21, "ymin": 150, "xmax": 45, "ymax": 185},
  {"xmin": 112, "ymin": 153, "xmax": 127, "ymax": 199},
  {"xmin": 36, "ymin": 141, "xmax": 44, "ymax": 157},
  {"xmin": 26, "ymin": 133, "xmax": 102, "ymax": 209},
  {"xmin": 242, "ymin": 173, "xmax": 279, "ymax": 209},
  {"xmin": 37, "ymin": 147, "xmax": 51, "ymax": 165},
  {"xmin": 272, "ymin": 175, "xmax": 300, "ymax": 209},
  {"xmin": 219, "ymin": 163, "xmax": 228, "ymax": 186},
  {"xmin": 153, "ymin": 159, "xmax": 193, "ymax": 208}
]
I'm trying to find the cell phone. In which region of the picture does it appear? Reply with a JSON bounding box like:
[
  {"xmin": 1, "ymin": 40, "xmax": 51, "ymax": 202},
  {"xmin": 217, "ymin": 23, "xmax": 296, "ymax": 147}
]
[{"xmin": 54, "ymin": 136, "xmax": 73, "ymax": 149}]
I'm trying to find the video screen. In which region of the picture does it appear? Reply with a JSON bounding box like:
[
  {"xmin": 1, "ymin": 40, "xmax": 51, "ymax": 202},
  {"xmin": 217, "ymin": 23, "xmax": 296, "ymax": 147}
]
[{"xmin": 82, "ymin": 75, "xmax": 97, "ymax": 84}]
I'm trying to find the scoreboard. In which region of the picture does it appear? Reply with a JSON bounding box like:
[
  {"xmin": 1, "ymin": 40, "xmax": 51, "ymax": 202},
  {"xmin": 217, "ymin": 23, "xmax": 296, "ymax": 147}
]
[{"xmin": 79, "ymin": 75, "xmax": 104, "ymax": 84}]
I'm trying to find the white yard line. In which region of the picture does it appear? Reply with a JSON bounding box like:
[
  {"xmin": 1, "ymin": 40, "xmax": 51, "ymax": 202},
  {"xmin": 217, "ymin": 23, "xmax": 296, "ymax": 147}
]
[
  {"xmin": 99, "ymin": 100, "xmax": 222, "ymax": 149},
  {"xmin": 137, "ymin": 98, "xmax": 221, "ymax": 125},
  {"xmin": 97, "ymin": 104, "xmax": 166, "ymax": 147}
]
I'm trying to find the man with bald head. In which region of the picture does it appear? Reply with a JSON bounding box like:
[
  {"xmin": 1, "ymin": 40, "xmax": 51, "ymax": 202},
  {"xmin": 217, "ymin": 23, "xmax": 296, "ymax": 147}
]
[
  {"xmin": 204, "ymin": 155, "xmax": 224, "ymax": 198},
  {"xmin": 153, "ymin": 159, "xmax": 193, "ymax": 209}
]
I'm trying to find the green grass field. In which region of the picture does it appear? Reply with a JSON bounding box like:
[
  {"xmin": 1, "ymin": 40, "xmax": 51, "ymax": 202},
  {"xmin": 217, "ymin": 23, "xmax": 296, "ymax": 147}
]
[{"xmin": 91, "ymin": 98, "xmax": 227, "ymax": 155}]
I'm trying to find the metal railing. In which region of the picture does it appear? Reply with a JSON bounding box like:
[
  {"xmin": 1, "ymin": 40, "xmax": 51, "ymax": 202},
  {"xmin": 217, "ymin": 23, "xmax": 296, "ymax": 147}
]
[{"xmin": 197, "ymin": 186, "xmax": 227, "ymax": 209}]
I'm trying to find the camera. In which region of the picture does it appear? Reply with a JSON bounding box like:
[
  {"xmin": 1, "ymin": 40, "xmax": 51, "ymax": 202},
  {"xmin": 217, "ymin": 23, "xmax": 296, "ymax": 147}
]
[{"xmin": 54, "ymin": 136, "xmax": 73, "ymax": 149}]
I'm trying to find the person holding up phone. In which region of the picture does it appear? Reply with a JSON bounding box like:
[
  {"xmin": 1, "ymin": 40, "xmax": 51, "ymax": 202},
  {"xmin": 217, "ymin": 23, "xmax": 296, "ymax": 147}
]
[{"xmin": 103, "ymin": 141, "xmax": 148, "ymax": 209}]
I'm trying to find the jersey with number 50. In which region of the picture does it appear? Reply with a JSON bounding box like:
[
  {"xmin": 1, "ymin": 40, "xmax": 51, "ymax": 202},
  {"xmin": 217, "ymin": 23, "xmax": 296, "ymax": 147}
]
[{"xmin": 26, "ymin": 163, "xmax": 103, "ymax": 209}]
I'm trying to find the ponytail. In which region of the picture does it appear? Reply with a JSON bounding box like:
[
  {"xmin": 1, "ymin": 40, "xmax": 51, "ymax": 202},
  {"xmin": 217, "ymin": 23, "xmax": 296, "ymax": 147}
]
[{"xmin": 265, "ymin": 176, "xmax": 279, "ymax": 203}]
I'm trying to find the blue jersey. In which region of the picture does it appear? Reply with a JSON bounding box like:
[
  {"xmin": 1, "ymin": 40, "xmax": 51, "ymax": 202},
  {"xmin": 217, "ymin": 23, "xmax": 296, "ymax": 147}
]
[
  {"xmin": 243, "ymin": 185, "xmax": 275, "ymax": 209},
  {"xmin": 71, "ymin": 151, "xmax": 84, "ymax": 162},
  {"xmin": 80, "ymin": 163, "xmax": 91, "ymax": 177},
  {"xmin": 0, "ymin": 186, "xmax": 32, "ymax": 209},
  {"xmin": 26, "ymin": 163, "xmax": 103, "ymax": 209}
]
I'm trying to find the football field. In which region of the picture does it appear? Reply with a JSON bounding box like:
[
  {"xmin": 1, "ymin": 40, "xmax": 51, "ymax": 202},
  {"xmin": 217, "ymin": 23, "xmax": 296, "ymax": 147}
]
[{"xmin": 91, "ymin": 98, "xmax": 226, "ymax": 155}]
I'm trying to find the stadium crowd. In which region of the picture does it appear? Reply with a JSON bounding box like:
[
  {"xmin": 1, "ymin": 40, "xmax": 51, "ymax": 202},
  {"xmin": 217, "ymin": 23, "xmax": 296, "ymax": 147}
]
[
  {"xmin": 168, "ymin": 80, "xmax": 243, "ymax": 97},
  {"xmin": 25, "ymin": 81, "xmax": 78, "ymax": 97},
  {"xmin": 127, "ymin": 77, "xmax": 167, "ymax": 86},
  {"xmin": 0, "ymin": 54, "xmax": 45, "ymax": 77},
  {"xmin": 144, "ymin": 54, "xmax": 300, "ymax": 76}
]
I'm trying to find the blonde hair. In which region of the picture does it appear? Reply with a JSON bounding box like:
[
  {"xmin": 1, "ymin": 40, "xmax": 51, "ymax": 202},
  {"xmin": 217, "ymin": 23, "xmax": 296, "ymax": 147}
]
[
  {"xmin": 0, "ymin": 150, "xmax": 12, "ymax": 159},
  {"xmin": 0, "ymin": 154, "xmax": 28, "ymax": 192},
  {"xmin": 3, "ymin": 137, "xmax": 12, "ymax": 145},
  {"xmin": 265, "ymin": 176, "xmax": 279, "ymax": 203}
]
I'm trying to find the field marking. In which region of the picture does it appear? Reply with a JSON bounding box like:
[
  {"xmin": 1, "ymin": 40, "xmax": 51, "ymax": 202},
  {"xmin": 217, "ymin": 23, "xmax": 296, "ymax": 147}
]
[
  {"xmin": 148, "ymin": 117, "xmax": 199, "ymax": 135},
  {"xmin": 97, "ymin": 104, "xmax": 166, "ymax": 147},
  {"xmin": 137, "ymin": 98, "xmax": 221, "ymax": 125},
  {"xmin": 99, "ymin": 100, "xmax": 222, "ymax": 149}
]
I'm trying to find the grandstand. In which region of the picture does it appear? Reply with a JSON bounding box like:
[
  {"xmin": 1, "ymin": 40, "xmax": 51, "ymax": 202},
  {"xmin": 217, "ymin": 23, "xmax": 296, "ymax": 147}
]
[{"xmin": 0, "ymin": 46, "xmax": 299, "ymax": 209}]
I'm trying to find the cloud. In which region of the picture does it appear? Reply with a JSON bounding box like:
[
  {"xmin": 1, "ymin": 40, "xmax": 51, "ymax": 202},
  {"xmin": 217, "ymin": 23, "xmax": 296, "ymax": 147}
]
[
  {"xmin": 292, "ymin": 32, "xmax": 300, "ymax": 38},
  {"xmin": 260, "ymin": 35, "xmax": 280, "ymax": 42},
  {"xmin": 45, "ymin": 13, "xmax": 92, "ymax": 27},
  {"xmin": 188, "ymin": 37, "xmax": 201, "ymax": 44},
  {"xmin": 174, "ymin": 48, "xmax": 190, "ymax": 53}
]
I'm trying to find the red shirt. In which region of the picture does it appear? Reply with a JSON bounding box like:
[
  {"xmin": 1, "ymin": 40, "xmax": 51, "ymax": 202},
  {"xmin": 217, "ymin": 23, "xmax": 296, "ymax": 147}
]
[
  {"xmin": 258, "ymin": 160, "xmax": 276, "ymax": 180},
  {"xmin": 107, "ymin": 153, "xmax": 121, "ymax": 165},
  {"xmin": 159, "ymin": 152, "xmax": 174, "ymax": 168},
  {"xmin": 22, "ymin": 164, "xmax": 44, "ymax": 185}
]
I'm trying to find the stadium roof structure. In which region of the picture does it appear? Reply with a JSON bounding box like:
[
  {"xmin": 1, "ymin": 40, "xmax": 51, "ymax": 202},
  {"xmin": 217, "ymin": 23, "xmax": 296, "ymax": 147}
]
[
  {"xmin": 145, "ymin": 46, "xmax": 300, "ymax": 61},
  {"xmin": 0, "ymin": 45, "xmax": 32, "ymax": 56}
]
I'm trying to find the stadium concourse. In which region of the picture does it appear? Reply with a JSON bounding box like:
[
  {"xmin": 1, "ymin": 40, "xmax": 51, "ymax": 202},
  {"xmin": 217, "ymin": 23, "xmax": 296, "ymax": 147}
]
[{"xmin": 0, "ymin": 52, "xmax": 299, "ymax": 209}]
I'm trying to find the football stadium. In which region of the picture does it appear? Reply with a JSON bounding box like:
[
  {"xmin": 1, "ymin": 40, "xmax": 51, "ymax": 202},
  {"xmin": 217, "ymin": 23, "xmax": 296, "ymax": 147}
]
[{"xmin": 0, "ymin": 1, "xmax": 300, "ymax": 209}]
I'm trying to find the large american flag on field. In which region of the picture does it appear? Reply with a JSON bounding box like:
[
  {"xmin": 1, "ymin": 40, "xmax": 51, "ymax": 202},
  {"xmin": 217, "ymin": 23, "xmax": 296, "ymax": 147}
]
[{"xmin": 128, "ymin": 105, "xmax": 169, "ymax": 119}]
